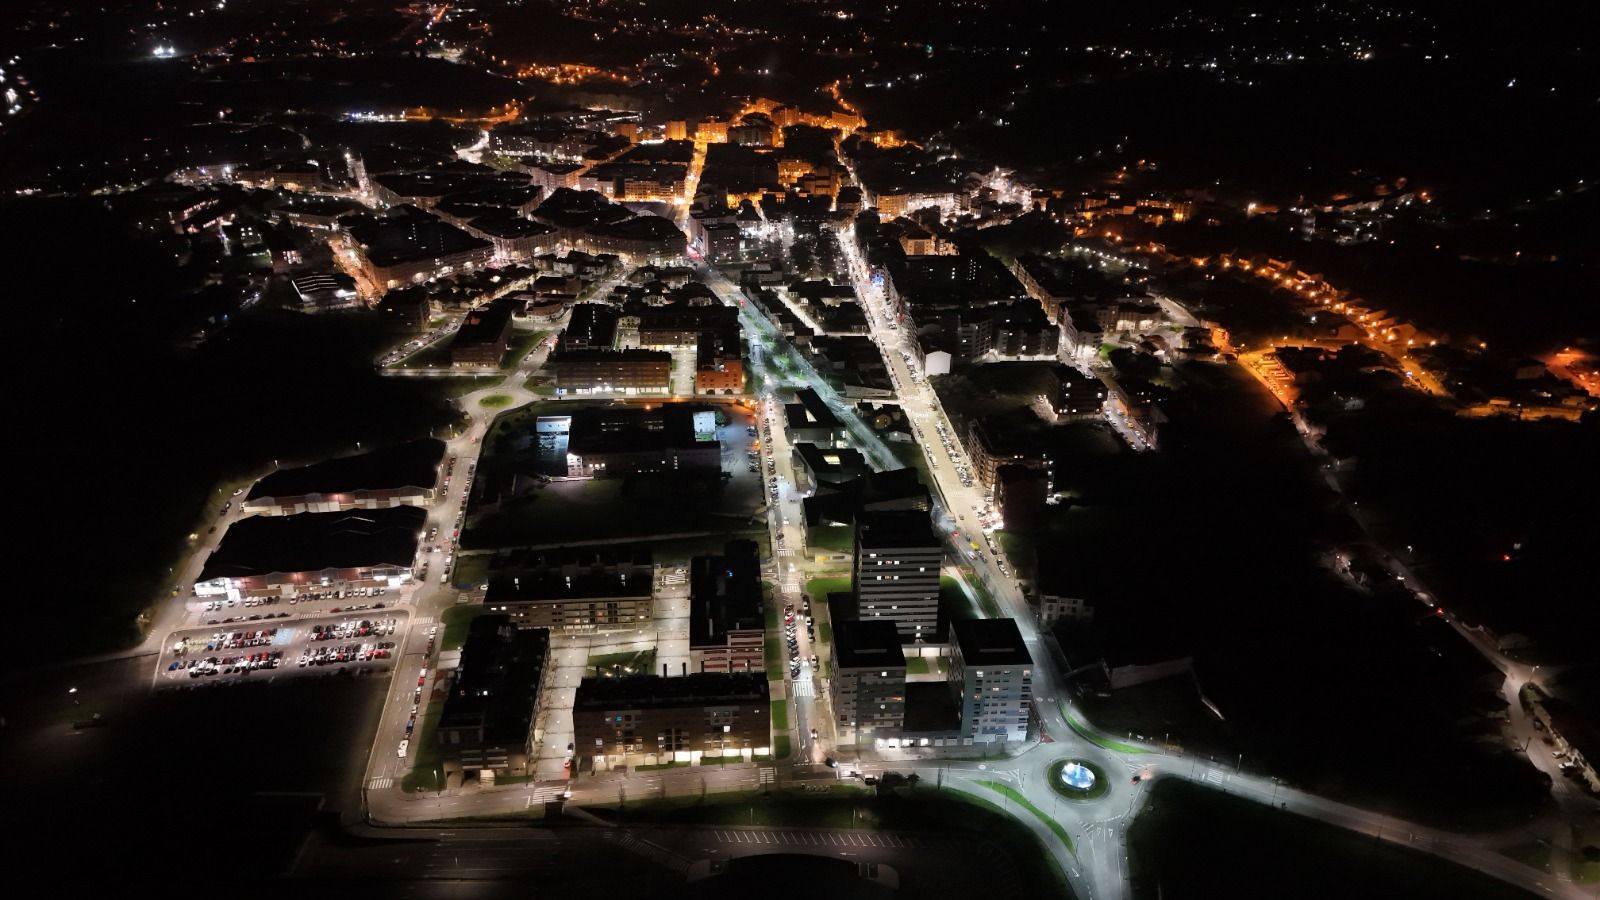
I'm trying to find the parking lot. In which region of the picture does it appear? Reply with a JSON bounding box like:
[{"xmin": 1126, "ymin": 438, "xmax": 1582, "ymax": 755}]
[{"xmin": 156, "ymin": 611, "xmax": 409, "ymax": 689}]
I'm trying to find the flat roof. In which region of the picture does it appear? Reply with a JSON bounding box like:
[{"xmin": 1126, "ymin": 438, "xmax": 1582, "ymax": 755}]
[
  {"xmin": 952, "ymin": 618, "xmax": 1032, "ymax": 667},
  {"xmin": 199, "ymin": 506, "xmax": 425, "ymax": 582},
  {"xmin": 247, "ymin": 439, "xmax": 445, "ymax": 501},
  {"xmin": 454, "ymin": 300, "xmax": 514, "ymax": 347},
  {"xmin": 785, "ymin": 387, "xmax": 843, "ymax": 431},
  {"xmin": 441, "ymin": 616, "xmax": 548, "ymax": 746},
  {"xmin": 833, "ymin": 619, "xmax": 906, "ymax": 669},
  {"xmin": 484, "ymin": 568, "xmax": 652, "ymax": 604},
  {"xmin": 854, "ymin": 509, "xmax": 939, "ymax": 550},
  {"xmin": 574, "ymin": 672, "xmax": 767, "ymax": 710},
  {"xmin": 566, "ymin": 404, "xmax": 717, "ymax": 456},
  {"xmin": 903, "ymin": 681, "xmax": 962, "ymax": 735},
  {"xmin": 689, "ymin": 540, "xmax": 764, "ymax": 649}
]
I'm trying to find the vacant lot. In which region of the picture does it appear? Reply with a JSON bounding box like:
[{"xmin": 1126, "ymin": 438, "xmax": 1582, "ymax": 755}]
[{"xmin": 1129, "ymin": 779, "xmax": 1540, "ymax": 900}]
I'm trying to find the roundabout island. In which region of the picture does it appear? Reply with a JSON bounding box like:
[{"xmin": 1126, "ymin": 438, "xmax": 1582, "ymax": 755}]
[{"xmin": 1048, "ymin": 758, "xmax": 1110, "ymax": 801}]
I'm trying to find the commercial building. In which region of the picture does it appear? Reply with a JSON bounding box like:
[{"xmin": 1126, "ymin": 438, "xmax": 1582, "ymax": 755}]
[
  {"xmin": 785, "ymin": 388, "xmax": 845, "ymax": 447},
  {"xmin": 439, "ymin": 616, "xmax": 550, "ymax": 782},
  {"xmin": 483, "ymin": 549, "xmax": 655, "ymax": 633},
  {"xmin": 950, "ymin": 619, "xmax": 1033, "ymax": 744},
  {"xmin": 573, "ymin": 672, "xmax": 770, "ymax": 770},
  {"xmin": 195, "ymin": 506, "xmax": 424, "ymax": 600},
  {"xmin": 550, "ymin": 348, "xmax": 671, "ymax": 394},
  {"xmin": 243, "ymin": 439, "xmax": 446, "ymax": 516},
  {"xmin": 790, "ymin": 443, "xmax": 871, "ymax": 496},
  {"xmin": 830, "ymin": 619, "xmax": 907, "ymax": 746},
  {"xmin": 561, "ymin": 405, "xmax": 721, "ymax": 478},
  {"xmin": 346, "ymin": 209, "xmax": 494, "ymax": 290},
  {"xmin": 451, "ymin": 301, "xmax": 515, "ymax": 368},
  {"xmin": 290, "ymin": 272, "xmax": 360, "ymax": 313},
  {"xmin": 852, "ymin": 510, "xmax": 943, "ymax": 643},
  {"xmin": 688, "ymin": 540, "xmax": 765, "ymax": 675}
]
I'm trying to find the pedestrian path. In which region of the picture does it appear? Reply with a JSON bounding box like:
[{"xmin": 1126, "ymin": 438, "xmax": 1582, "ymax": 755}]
[
  {"xmin": 708, "ymin": 828, "xmax": 934, "ymax": 848},
  {"xmin": 605, "ymin": 830, "xmax": 692, "ymax": 875}
]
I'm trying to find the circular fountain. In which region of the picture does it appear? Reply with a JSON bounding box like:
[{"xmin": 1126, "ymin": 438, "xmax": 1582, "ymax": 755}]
[{"xmin": 1060, "ymin": 761, "xmax": 1097, "ymax": 792}]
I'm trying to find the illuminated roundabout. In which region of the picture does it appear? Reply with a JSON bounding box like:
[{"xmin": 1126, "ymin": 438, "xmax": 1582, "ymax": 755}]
[{"xmin": 1048, "ymin": 758, "xmax": 1110, "ymax": 801}]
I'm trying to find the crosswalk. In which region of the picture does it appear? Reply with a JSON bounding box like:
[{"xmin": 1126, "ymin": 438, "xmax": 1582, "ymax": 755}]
[
  {"xmin": 709, "ymin": 828, "xmax": 932, "ymax": 848},
  {"xmin": 793, "ymin": 675, "xmax": 815, "ymax": 698},
  {"xmin": 524, "ymin": 786, "xmax": 568, "ymax": 806},
  {"xmin": 368, "ymin": 776, "xmax": 394, "ymax": 790},
  {"xmin": 1203, "ymin": 769, "xmax": 1225, "ymax": 785},
  {"xmin": 758, "ymin": 767, "xmax": 776, "ymax": 785}
]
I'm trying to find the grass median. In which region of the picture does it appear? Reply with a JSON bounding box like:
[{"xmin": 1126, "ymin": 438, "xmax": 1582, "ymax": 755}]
[
  {"xmin": 975, "ymin": 779, "xmax": 1075, "ymax": 855},
  {"xmin": 1063, "ymin": 706, "xmax": 1148, "ymax": 754}
]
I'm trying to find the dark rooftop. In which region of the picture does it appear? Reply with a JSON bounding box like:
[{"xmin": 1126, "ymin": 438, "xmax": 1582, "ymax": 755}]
[
  {"xmin": 833, "ymin": 619, "xmax": 907, "ymax": 669},
  {"xmin": 573, "ymin": 672, "xmax": 768, "ymax": 710},
  {"xmin": 689, "ymin": 539, "xmax": 765, "ymax": 651},
  {"xmin": 854, "ymin": 509, "xmax": 940, "ymax": 550},
  {"xmin": 247, "ymin": 439, "xmax": 445, "ymax": 501},
  {"xmin": 440, "ymin": 616, "xmax": 549, "ymax": 748},
  {"xmin": 951, "ymin": 618, "xmax": 1032, "ymax": 667},
  {"xmin": 199, "ymin": 506, "xmax": 425, "ymax": 582}
]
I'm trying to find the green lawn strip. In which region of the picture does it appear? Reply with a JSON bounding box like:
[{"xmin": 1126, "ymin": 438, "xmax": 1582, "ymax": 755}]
[
  {"xmin": 635, "ymin": 761, "xmax": 692, "ymax": 772},
  {"xmin": 478, "ymin": 393, "xmax": 514, "ymax": 408},
  {"xmin": 398, "ymin": 335, "xmax": 455, "ymax": 369},
  {"xmin": 1497, "ymin": 841, "xmax": 1553, "ymax": 873},
  {"xmin": 439, "ymin": 605, "xmax": 488, "ymax": 652},
  {"xmin": 975, "ymin": 780, "xmax": 1075, "ymax": 855},
  {"xmin": 1062, "ymin": 706, "xmax": 1148, "ymax": 754},
  {"xmin": 698, "ymin": 755, "xmax": 754, "ymax": 766},
  {"xmin": 805, "ymin": 576, "xmax": 851, "ymax": 606},
  {"xmin": 450, "ymin": 554, "xmax": 489, "ymax": 590},
  {"xmin": 773, "ymin": 734, "xmax": 792, "ymax": 760},
  {"xmin": 966, "ymin": 572, "xmax": 1002, "ymax": 618},
  {"xmin": 1574, "ymin": 826, "xmax": 1600, "ymax": 883},
  {"xmin": 399, "ymin": 698, "xmax": 447, "ymax": 792},
  {"xmin": 809, "ymin": 524, "xmax": 855, "ymax": 553},
  {"xmin": 906, "ymin": 656, "xmax": 930, "ymax": 675},
  {"xmin": 764, "ymin": 636, "xmax": 784, "ymax": 682},
  {"xmin": 771, "ymin": 698, "xmax": 789, "ymax": 732},
  {"xmin": 940, "ymin": 575, "xmax": 978, "ymax": 621},
  {"xmin": 501, "ymin": 329, "xmax": 551, "ymax": 369},
  {"xmin": 818, "ymin": 620, "xmax": 832, "ymax": 644}
]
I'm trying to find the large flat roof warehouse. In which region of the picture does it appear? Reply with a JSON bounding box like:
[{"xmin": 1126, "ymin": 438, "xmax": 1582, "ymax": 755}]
[
  {"xmin": 198, "ymin": 506, "xmax": 426, "ymax": 583},
  {"xmin": 246, "ymin": 440, "xmax": 446, "ymax": 504},
  {"xmin": 565, "ymin": 404, "xmax": 719, "ymax": 456}
]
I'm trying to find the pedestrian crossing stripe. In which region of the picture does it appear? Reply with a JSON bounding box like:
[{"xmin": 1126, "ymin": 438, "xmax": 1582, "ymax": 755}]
[{"xmin": 368, "ymin": 776, "xmax": 394, "ymax": 790}]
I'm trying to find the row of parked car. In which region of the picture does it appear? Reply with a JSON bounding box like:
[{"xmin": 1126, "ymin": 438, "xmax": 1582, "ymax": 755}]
[
  {"xmin": 299, "ymin": 642, "xmax": 390, "ymax": 667},
  {"xmin": 311, "ymin": 618, "xmax": 396, "ymax": 641},
  {"xmin": 170, "ymin": 651, "xmax": 284, "ymax": 677}
]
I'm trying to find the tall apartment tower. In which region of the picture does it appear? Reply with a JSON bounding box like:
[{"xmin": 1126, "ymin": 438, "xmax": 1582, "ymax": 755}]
[
  {"xmin": 830, "ymin": 619, "xmax": 907, "ymax": 746},
  {"xmin": 852, "ymin": 510, "xmax": 942, "ymax": 643},
  {"xmin": 950, "ymin": 618, "xmax": 1033, "ymax": 744}
]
